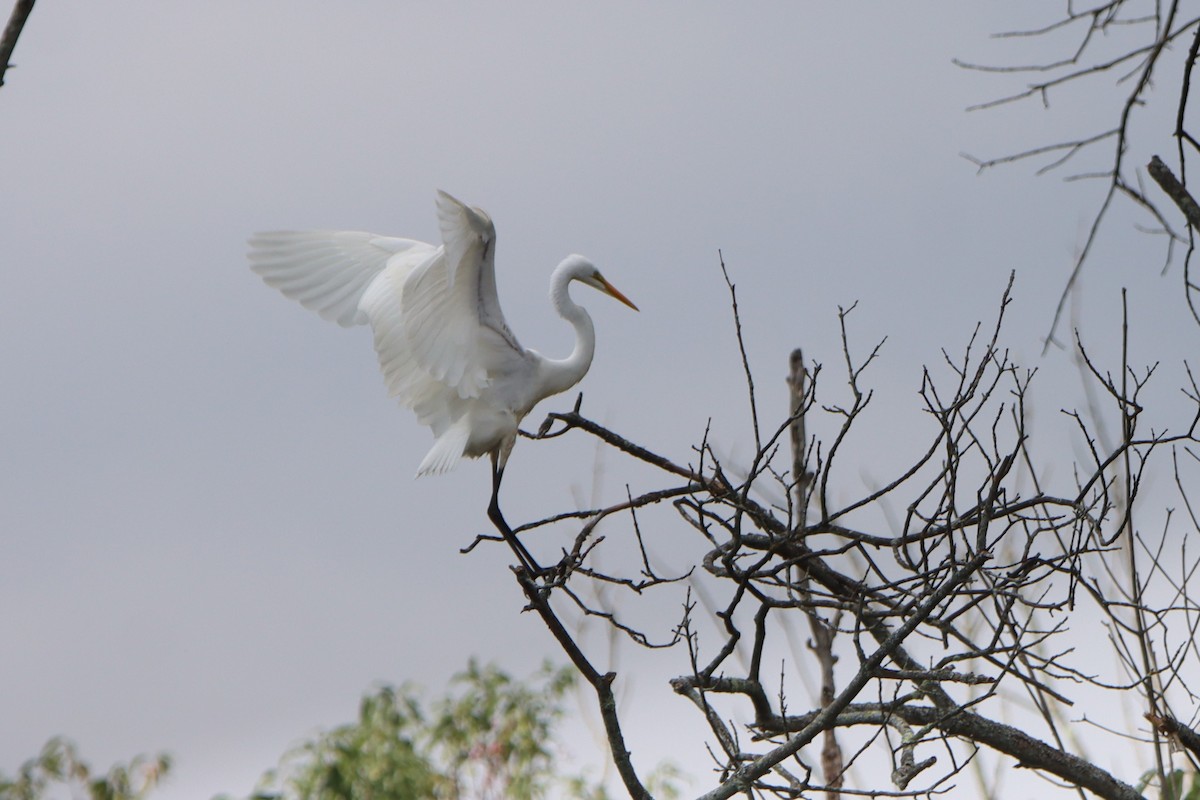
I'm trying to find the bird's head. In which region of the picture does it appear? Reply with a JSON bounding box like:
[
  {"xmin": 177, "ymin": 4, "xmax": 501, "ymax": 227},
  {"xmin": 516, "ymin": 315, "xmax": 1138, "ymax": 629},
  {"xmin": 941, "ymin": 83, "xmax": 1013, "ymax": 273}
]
[{"xmin": 562, "ymin": 254, "xmax": 639, "ymax": 311}]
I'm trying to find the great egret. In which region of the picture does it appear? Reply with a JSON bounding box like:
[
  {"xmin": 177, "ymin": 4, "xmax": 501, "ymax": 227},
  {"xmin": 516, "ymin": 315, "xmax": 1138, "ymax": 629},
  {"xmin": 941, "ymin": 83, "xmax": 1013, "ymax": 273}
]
[{"xmin": 248, "ymin": 190, "xmax": 638, "ymax": 571}]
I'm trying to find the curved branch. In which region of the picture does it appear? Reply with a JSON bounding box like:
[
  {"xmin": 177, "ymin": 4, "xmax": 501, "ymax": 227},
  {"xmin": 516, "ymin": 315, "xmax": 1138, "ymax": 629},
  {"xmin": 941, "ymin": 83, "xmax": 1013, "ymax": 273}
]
[
  {"xmin": 756, "ymin": 704, "xmax": 1144, "ymax": 800},
  {"xmin": 0, "ymin": 0, "xmax": 35, "ymax": 89},
  {"xmin": 513, "ymin": 569, "xmax": 653, "ymax": 800}
]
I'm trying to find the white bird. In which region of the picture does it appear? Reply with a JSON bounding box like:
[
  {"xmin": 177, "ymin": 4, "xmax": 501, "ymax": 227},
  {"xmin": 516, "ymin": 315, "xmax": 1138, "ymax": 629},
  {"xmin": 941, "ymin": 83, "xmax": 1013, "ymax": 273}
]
[{"xmin": 248, "ymin": 190, "xmax": 637, "ymax": 569}]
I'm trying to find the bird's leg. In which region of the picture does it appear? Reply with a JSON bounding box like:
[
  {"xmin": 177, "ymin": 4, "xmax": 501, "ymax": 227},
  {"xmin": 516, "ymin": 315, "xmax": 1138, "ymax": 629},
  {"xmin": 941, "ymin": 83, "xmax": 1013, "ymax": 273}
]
[{"xmin": 487, "ymin": 452, "xmax": 545, "ymax": 576}]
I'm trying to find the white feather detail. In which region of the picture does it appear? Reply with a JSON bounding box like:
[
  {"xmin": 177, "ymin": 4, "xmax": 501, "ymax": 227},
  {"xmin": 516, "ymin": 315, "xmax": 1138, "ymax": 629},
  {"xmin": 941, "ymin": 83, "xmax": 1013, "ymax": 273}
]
[
  {"xmin": 248, "ymin": 231, "xmax": 435, "ymax": 327},
  {"xmin": 415, "ymin": 416, "xmax": 472, "ymax": 476}
]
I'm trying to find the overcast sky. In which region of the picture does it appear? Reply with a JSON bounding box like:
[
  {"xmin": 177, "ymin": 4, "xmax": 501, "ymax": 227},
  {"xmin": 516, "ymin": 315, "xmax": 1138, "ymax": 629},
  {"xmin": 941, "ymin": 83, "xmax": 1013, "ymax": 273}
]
[{"xmin": 4, "ymin": 3, "xmax": 1198, "ymax": 798}]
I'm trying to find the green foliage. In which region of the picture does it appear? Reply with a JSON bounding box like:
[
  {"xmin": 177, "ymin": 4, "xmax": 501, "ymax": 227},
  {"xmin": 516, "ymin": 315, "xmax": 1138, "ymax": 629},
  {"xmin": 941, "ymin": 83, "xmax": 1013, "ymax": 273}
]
[
  {"xmin": 0, "ymin": 737, "xmax": 171, "ymax": 800},
  {"xmin": 428, "ymin": 660, "xmax": 573, "ymax": 800},
  {"xmin": 4, "ymin": 662, "xmax": 682, "ymax": 800},
  {"xmin": 242, "ymin": 659, "xmax": 640, "ymax": 800},
  {"xmin": 1136, "ymin": 768, "xmax": 1200, "ymax": 800},
  {"xmin": 247, "ymin": 683, "xmax": 439, "ymax": 800}
]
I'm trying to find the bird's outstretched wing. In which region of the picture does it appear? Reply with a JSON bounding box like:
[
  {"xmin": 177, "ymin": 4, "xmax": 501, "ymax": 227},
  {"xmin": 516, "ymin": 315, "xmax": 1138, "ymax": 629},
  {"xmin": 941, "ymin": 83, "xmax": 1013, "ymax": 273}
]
[
  {"xmin": 395, "ymin": 191, "xmax": 526, "ymax": 400},
  {"xmin": 248, "ymin": 231, "xmax": 435, "ymax": 327},
  {"xmin": 436, "ymin": 189, "xmax": 486, "ymax": 291},
  {"xmin": 248, "ymin": 194, "xmax": 530, "ymax": 476}
]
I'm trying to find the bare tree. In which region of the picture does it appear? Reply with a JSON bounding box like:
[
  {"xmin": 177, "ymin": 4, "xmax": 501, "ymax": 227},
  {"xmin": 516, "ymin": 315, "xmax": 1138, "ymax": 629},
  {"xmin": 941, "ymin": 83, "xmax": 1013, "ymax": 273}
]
[
  {"xmin": 955, "ymin": 2, "xmax": 1200, "ymax": 343},
  {"xmin": 470, "ymin": 262, "xmax": 1197, "ymax": 799},
  {"xmin": 461, "ymin": 7, "xmax": 1200, "ymax": 798}
]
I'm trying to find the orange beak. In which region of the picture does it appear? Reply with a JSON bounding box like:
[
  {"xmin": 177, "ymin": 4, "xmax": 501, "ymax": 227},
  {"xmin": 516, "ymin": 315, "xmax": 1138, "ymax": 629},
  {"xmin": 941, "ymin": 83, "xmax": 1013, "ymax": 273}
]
[{"xmin": 597, "ymin": 276, "xmax": 639, "ymax": 311}]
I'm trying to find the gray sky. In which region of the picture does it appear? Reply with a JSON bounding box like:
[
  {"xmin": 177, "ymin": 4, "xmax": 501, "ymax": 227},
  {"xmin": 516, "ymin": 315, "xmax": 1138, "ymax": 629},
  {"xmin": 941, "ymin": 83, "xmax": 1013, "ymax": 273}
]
[{"xmin": 3, "ymin": 3, "xmax": 1198, "ymax": 798}]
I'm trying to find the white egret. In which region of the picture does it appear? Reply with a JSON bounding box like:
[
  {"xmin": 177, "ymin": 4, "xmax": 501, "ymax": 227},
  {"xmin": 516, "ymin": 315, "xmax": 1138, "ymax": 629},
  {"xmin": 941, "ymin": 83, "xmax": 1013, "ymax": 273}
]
[{"xmin": 248, "ymin": 190, "xmax": 638, "ymax": 571}]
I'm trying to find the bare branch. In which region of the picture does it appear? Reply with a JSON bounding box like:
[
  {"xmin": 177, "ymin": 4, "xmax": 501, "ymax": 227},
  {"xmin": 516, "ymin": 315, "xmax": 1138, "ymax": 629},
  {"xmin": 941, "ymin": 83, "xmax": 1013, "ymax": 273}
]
[{"xmin": 0, "ymin": 0, "xmax": 35, "ymax": 89}]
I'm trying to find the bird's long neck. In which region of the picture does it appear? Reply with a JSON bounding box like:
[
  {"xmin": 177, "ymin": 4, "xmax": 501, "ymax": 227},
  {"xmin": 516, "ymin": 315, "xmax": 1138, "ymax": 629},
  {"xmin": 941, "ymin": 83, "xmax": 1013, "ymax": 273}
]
[{"xmin": 540, "ymin": 265, "xmax": 595, "ymax": 398}]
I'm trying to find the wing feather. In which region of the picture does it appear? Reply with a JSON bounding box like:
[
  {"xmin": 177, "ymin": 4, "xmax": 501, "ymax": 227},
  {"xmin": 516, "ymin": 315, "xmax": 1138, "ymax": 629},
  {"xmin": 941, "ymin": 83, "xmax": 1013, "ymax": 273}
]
[
  {"xmin": 399, "ymin": 192, "xmax": 525, "ymax": 399},
  {"xmin": 248, "ymin": 231, "xmax": 435, "ymax": 327},
  {"xmin": 436, "ymin": 189, "xmax": 485, "ymax": 290}
]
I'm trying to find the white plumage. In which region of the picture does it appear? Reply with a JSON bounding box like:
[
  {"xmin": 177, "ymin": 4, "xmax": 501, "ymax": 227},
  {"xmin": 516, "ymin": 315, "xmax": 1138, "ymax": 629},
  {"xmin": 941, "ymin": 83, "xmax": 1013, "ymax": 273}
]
[{"xmin": 248, "ymin": 190, "xmax": 638, "ymax": 482}]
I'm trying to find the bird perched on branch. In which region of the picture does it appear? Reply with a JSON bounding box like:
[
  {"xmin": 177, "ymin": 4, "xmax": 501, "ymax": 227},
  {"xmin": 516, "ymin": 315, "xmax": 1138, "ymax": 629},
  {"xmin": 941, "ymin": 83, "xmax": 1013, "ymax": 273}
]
[{"xmin": 248, "ymin": 190, "xmax": 638, "ymax": 571}]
